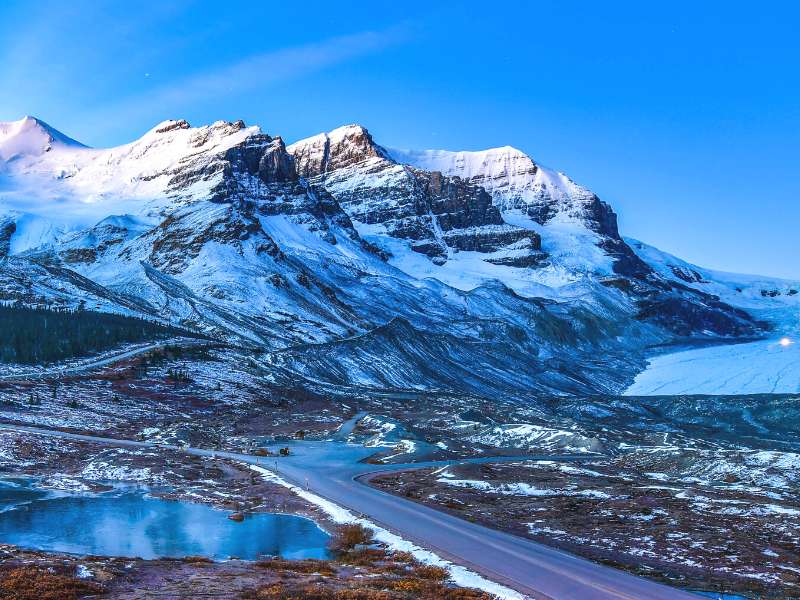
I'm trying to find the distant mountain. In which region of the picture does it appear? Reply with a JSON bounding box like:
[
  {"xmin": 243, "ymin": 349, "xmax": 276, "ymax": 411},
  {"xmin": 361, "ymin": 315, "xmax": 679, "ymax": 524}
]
[{"xmin": 0, "ymin": 116, "xmax": 791, "ymax": 396}]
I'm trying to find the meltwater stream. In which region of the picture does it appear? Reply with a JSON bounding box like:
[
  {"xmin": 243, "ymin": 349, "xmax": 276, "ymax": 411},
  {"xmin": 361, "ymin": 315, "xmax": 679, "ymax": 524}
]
[{"xmin": 0, "ymin": 479, "xmax": 329, "ymax": 560}]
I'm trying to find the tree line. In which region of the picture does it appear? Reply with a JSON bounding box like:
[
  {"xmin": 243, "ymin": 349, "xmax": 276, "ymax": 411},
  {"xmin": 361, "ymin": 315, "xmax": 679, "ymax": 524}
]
[{"xmin": 0, "ymin": 304, "xmax": 191, "ymax": 364}]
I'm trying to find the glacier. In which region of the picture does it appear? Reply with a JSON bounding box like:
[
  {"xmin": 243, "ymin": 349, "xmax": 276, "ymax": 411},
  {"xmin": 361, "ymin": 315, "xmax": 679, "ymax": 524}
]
[{"xmin": 626, "ymin": 337, "xmax": 800, "ymax": 396}]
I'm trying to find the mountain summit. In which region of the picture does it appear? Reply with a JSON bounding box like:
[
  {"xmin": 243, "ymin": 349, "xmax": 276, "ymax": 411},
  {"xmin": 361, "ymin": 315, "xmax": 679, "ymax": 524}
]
[{"xmin": 0, "ymin": 116, "xmax": 86, "ymax": 160}]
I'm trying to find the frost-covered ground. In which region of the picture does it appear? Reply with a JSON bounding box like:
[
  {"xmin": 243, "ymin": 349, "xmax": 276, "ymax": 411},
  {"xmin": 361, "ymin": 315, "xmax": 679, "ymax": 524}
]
[
  {"xmin": 372, "ymin": 455, "xmax": 800, "ymax": 598},
  {"xmin": 0, "ymin": 336, "xmax": 797, "ymax": 598},
  {"xmin": 626, "ymin": 338, "xmax": 800, "ymax": 396}
]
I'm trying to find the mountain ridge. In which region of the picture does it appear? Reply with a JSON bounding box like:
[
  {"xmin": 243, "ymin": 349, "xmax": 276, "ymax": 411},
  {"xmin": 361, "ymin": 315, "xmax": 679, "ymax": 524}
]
[{"xmin": 0, "ymin": 115, "xmax": 789, "ymax": 396}]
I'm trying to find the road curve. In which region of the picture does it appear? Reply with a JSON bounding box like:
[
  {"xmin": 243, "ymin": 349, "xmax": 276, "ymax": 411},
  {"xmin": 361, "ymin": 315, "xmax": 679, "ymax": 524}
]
[{"xmin": 0, "ymin": 423, "xmax": 699, "ymax": 600}]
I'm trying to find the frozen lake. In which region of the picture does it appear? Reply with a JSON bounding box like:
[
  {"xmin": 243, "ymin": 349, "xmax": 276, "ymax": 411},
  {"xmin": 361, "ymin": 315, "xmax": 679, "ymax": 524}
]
[
  {"xmin": 626, "ymin": 338, "xmax": 800, "ymax": 396},
  {"xmin": 0, "ymin": 479, "xmax": 329, "ymax": 560}
]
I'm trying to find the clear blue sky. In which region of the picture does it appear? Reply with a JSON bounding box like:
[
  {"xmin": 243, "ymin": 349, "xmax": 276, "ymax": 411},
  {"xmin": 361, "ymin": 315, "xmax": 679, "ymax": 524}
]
[{"xmin": 1, "ymin": 0, "xmax": 798, "ymax": 278}]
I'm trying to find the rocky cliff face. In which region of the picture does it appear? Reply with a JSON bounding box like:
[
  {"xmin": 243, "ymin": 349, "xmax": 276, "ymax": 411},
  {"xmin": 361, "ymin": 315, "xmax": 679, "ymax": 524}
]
[
  {"xmin": 387, "ymin": 145, "xmax": 652, "ymax": 277},
  {"xmin": 0, "ymin": 116, "xmax": 771, "ymax": 395},
  {"xmin": 288, "ymin": 126, "xmax": 546, "ymax": 268},
  {"xmin": 291, "ymin": 124, "xmax": 392, "ymax": 177}
]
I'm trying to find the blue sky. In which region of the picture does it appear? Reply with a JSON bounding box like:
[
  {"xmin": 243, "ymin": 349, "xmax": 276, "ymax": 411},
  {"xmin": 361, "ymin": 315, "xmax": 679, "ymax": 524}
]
[{"xmin": 1, "ymin": 0, "xmax": 798, "ymax": 278}]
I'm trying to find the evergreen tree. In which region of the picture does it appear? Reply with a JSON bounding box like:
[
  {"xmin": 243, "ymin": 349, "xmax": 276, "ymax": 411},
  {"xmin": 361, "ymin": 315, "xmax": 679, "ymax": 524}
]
[{"xmin": 0, "ymin": 305, "xmax": 197, "ymax": 365}]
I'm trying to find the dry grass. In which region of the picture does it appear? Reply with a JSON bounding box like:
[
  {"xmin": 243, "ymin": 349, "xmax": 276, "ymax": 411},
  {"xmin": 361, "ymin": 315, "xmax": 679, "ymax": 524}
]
[
  {"xmin": 328, "ymin": 523, "xmax": 374, "ymax": 555},
  {"xmin": 412, "ymin": 564, "xmax": 449, "ymax": 581},
  {"xmin": 182, "ymin": 555, "xmax": 214, "ymax": 564},
  {"xmin": 242, "ymin": 580, "xmax": 493, "ymax": 599},
  {"xmin": 0, "ymin": 566, "xmax": 103, "ymax": 600},
  {"xmin": 243, "ymin": 543, "xmax": 494, "ymax": 600},
  {"xmin": 256, "ymin": 558, "xmax": 335, "ymax": 576}
]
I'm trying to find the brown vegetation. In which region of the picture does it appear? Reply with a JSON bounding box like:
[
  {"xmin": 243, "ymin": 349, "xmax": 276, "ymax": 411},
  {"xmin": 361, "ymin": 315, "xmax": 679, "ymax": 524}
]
[
  {"xmin": 328, "ymin": 523, "xmax": 374, "ymax": 555},
  {"xmin": 182, "ymin": 555, "xmax": 214, "ymax": 564},
  {"xmin": 0, "ymin": 566, "xmax": 103, "ymax": 600},
  {"xmin": 241, "ymin": 579, "xmax": 493, "ymax": 599},
  {"xmin": 256, "ymin": 558, "xmax": 335, "ymax": 576},
  {"xmin": 0, "ymin": 544, "xmax": 494, "ymax": 600}
]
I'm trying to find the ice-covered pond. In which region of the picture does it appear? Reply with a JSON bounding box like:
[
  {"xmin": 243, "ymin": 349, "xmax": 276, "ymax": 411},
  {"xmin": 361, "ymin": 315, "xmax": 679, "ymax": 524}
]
[{"xmin": 0, "ymin": 479, "xmax": 329, "ymax": 560}]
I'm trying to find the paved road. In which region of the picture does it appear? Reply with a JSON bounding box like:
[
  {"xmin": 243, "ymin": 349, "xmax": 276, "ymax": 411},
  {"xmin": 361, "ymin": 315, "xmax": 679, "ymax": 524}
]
[
  {"xmin": 0, "ymin": 422, "xmax": 699, "ymax": 600},
  {"xmin": 0, "ymin": 338, "xmax": 205, "ymax": 381}
]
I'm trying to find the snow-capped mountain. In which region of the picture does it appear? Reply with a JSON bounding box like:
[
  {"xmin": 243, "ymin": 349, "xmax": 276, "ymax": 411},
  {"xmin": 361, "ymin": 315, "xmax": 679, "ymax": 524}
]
[
  {"xmin": 0, "ymin": 116, "xmax": 85, "ymax": 161},
  {"xmin": 626, "ymin": 239, "xmax": 800, "ymax": 333},
  {"xmin": 0, "ymin": 115, "xmax": 784, "ymax": 396}
]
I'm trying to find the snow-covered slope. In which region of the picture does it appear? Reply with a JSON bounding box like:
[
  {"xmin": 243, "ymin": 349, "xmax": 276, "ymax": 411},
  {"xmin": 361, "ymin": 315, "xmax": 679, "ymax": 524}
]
[
  {"xmin": 0, "ymin": 116, "xmax": 85, "ymax": 160},
  {"xmin": 627, "ymin": 238, "xmax": 800, "ymax": 332},
  {"xmin": 389, "ymin": 145, "xmax": 601, "ymax": 224},
  {"xmin": 623, "ymin": 239, "xmax": 800, "ymax": 395},
  {"xmin": 0, "ymin": 118, "xmax": 259, "ymax": 226},
  {"xmin": 387, "ymin": 145, "xmax": 635, "ymax": 286},
  {"xmin": 0, "ymin": 115, "xmax": 781, "ymax": 395},
  {"xmin": 289, "ymin": 126, "xmax": 763, "ymax": 340}
]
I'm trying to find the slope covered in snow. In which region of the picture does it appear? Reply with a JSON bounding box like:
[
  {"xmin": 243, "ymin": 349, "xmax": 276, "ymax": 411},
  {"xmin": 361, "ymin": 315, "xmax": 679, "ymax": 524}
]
[
  {"xmin": 627, "ymin": 238, "xmax": 800, "ymax": 332},
  {"xmin": 386, "ymin": 145, "xmax": 628, "ymax": 287},
  {"xmin": 622, "ymin": 239, "xmax": 800, "ymax": 395},
  {"xmin": 0, "ymin": 116, "xmax": 85, "ymax": 160},
  {"xmin": 0, "ymin": 118, "xmax": 258, "ymax": 227}
]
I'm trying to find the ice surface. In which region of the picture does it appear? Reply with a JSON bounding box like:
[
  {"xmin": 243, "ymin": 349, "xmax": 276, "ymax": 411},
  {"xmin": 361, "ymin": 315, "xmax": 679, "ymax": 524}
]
[{"xmin": 626, "ymin": 338, "xmax": 800, "ymax": 396}]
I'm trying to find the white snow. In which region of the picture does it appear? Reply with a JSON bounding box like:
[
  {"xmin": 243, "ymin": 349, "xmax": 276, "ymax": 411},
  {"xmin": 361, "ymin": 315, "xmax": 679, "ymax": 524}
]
[
  {"xmin": 0, "ymin": 116, "xmax": 85, "ymax": 160},
  {"xmin": 388, "ymin": 145, "xmax": 597, "ymax": 219},
  {"xmin": 0, "ymin": 118, "xmax": 258, "ymax": 232},
  {"xmin": 625, "ymin": 338, "xmax": 800, "ymax": 395},
  {"xmin": 437, "ymin": 474, "xmax": 614, "ymax": 500},
  {"xmin": 438, "ymin": 477, "xmax": 553, "ymax": 497},
  {"xmin": 470, "ymin": 423, "xmax": 601, "ymax": 453},
  {"xmin": 627, "ymin": 237, "xmax": 800, "ymax": 331},
  {"xmin": 75, "ymin": 564, "xmax": 93, "ymax": 579}
]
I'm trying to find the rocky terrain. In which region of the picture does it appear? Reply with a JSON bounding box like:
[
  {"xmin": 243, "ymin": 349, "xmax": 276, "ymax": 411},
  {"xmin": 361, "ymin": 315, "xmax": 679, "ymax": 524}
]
[
  {"xmin": 370, "ymin": 456, "xmax": 799, "ymax": 599},
  {"xmin": 0, "ymin": 337, "xmax": 796, "ymax": 598},
  {"xmin": 361, "ymin": 391, "xmax": 800, "ymax": 599}
]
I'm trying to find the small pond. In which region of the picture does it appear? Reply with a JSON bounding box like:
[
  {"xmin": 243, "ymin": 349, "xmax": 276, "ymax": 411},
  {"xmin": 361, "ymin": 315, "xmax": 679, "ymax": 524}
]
[{"xmin": 0, "ymin": 479, "xmax": 329, "ymax": 560}]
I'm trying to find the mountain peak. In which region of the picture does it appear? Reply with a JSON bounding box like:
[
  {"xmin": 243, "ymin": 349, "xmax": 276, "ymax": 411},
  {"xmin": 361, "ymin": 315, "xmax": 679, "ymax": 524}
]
[
  {"xmin": 288, "ymin": 123, "xmax": 392, "ymax": 178},
  {"xmin": 149, "ymin": 119, "xmax": 192, "ymax": 134},
  {"xmin": 0, "ymin": 116, "xmax": 86, "ymax": 160}
]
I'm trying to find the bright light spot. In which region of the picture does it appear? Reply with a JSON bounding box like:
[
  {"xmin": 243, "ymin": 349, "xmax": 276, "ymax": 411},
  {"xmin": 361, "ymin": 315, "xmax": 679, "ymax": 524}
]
[{"xmin": 779, "ymin": 337, "xmax": 793, "ymax": 347}]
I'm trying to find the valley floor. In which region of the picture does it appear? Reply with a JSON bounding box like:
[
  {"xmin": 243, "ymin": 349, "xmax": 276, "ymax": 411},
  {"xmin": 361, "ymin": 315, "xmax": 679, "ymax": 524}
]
[
  {"xmin": 0, "ymin": 343, "xmax": 797, "ymax": 599},
  {"xmin": 369, "ymin": 457, "xmax": 800, "ymax": 598}
]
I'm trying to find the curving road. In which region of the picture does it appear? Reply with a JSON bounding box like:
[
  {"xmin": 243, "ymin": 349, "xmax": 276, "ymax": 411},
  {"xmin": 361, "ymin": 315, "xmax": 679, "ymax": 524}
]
[{"xmin": 0, "ymin": 422, "xmax": 700, "ymax": 599}]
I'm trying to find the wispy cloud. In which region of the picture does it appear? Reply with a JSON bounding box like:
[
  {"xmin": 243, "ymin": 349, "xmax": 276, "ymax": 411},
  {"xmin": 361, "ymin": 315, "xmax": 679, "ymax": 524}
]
[{"xmin": 84, "ymin": 27, "xmax": 408, "ymax": 139}]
